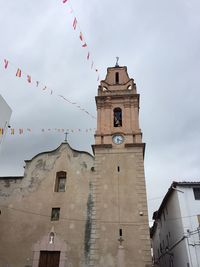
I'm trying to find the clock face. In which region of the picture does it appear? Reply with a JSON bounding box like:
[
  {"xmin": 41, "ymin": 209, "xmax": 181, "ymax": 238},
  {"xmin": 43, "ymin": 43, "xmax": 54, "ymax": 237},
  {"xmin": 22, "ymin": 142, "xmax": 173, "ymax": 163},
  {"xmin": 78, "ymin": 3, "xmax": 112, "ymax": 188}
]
[{"xmin": 112, "ymin": 134, "xmax": 124, "ymax": 145}]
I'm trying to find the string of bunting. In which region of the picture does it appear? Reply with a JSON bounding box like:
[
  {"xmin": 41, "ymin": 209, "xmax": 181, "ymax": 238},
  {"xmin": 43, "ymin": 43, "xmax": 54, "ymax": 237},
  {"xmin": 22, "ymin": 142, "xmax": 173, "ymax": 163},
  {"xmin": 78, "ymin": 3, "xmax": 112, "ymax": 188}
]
[
  {"xmin": 0, "ymin": 127, "xmax": 95, "ymax": 136},
  {"xmin": 62, "ymin": 0, "xmax": 100, "ymax": 82},
  {"xmin": 2, "ymin": 1, "xmax": 100, "ymax": 121},
  {"xmin": 2, "ymin": 58, "xmax": 96, "ymax": 120}
]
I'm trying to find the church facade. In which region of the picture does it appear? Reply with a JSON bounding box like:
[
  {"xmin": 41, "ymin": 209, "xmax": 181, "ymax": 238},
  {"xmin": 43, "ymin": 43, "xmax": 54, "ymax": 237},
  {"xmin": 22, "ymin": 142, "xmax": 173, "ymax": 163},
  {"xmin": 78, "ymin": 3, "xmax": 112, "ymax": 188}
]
[{"xmin": 0, "ymin": 65, "xmax": 152, "ymax": 267}]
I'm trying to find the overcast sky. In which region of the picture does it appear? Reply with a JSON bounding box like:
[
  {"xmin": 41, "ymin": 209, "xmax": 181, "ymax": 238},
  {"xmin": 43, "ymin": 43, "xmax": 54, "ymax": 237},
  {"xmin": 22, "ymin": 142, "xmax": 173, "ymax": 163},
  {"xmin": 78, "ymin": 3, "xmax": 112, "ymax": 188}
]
[{"xmin": 0, "ymin": 0, "xmax": 200, "ymax": 222}]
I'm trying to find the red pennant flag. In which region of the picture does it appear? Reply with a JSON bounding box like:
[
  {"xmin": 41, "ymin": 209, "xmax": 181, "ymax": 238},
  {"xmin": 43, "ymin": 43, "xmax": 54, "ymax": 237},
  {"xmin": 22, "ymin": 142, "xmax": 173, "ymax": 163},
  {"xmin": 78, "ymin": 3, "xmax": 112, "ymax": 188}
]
[
  {"xmin": 16, "ymin": 68, "xmax": 22, "ymax": 77},
  {"xmin": 79, "ymin": 32, "xmax": 83, "ymax": 41},
  {"xmin": 27, "ymin": 75, "xmax": 31, "ymax": 83},
  {"xmin": 4, "ymin": 59, "xmax": 9, "ymax": 69},
  {"xmin": 87, "ymin": 52, "xmax": 90, "ymax": 60},
  {"xmin": 63, "ymin": 0, "xmax": 68, "ymax": 3},
  {"xmin": 73, "ymin": 18, "xmax": 77, "ymax": 30},
  {"xmin": 82, "ymin": 43, "xmax": 87, "ymax": 48},
  {"xmin": 19, "ymin": 128, "xmax": 23, "ymax": 134}
]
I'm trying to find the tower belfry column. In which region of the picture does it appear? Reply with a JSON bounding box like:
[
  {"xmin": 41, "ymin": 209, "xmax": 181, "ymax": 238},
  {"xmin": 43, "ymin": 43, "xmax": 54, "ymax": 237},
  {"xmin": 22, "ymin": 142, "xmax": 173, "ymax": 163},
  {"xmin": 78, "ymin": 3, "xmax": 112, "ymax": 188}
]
[{"xmin": 91, "ymin": 65, "xmax": 152, "ymax": 267}]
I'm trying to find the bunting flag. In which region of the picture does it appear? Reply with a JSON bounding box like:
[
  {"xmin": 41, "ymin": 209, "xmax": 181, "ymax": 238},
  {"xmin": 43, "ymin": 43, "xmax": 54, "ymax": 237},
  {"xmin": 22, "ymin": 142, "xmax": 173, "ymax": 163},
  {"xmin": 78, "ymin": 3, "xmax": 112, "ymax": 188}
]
[
  {"xmin": 2, "ymin": 57, "xmax": 96, "ymax": 120},
  {"xmin": 73, "ymin": 18, "xmax": 77, "ymax": 30},
  {"xmin": 0, "ymin": 127, "xmax": 96, "ymax": 135},
  {"xmin": 87, "ymin": 52, "xmax": 90, "ymax": 60},
  {"xmin": 27, "ymin": 75, "xmax": 31, "ymax": 83},
  {"xmin": 82, "ymin": 43, "xmax": 87, "ymax": 48},
  {"xmin": 79, "ymin": 32, "xmax": 83, "ymax": 41},
  {"xmin": 4, "ymin": 59, "xmax": 9, "ymax": 69},
  {"xmin": 63, "ymin": 0, "xmax": 68, "ymax": 3},
  {"xmin": 16, "ymin": 68, "xmax": 22, "ymax": 77}
]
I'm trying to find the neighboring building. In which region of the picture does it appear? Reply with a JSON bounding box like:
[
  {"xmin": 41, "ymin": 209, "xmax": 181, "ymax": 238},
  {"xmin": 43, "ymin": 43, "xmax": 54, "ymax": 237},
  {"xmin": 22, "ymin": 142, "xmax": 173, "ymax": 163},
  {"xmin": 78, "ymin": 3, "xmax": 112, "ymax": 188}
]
[
  {"xmin": 0, "ymin": 94, "xmax": 12, "ymax": 146},
  {"xmin": 0, "ymin": 65, "xmax": 152, "ymax": 267},
  {"xmin": 151, "ymin": 181, "xmax": 200, "ymax": 267}
]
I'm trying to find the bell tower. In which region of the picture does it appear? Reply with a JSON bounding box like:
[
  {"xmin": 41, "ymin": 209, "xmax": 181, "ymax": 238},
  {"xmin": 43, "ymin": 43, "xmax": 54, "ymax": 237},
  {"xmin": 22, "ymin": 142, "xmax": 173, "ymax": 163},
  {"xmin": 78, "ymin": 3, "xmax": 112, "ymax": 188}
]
[
  {"xmin": 91, "ymin": 64, "xmax": 152, "ymax": 267},
  {"xmin": 95, "ymin": 65, "xmax": 142, "ymax": 147}
]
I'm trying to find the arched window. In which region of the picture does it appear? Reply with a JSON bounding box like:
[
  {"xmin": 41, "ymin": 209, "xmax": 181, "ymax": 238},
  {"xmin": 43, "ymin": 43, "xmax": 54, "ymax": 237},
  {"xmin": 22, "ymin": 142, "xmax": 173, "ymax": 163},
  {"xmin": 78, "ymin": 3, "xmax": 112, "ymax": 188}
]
[
  {"xmin": 115, "ymin": 72, "xmax": 119, "ymax": 84},
  {"xmin": 55, "ymin": 171, "xmax": 66, "ymax": 192},
  {"xmin": 113, "ymin": 108, "xmax": 122, "ymax": 127}
]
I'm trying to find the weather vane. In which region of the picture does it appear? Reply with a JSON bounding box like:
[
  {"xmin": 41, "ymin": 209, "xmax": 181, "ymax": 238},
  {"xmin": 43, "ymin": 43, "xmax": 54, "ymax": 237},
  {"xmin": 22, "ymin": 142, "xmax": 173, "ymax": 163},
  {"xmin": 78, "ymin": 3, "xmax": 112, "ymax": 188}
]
[
  {"xmin": 64, "ymin": 132, "xmax": 68, "ymax": 142},
  {"xmin": 115, "ymin": 56, "xmax": 119, "ymax": 67}
]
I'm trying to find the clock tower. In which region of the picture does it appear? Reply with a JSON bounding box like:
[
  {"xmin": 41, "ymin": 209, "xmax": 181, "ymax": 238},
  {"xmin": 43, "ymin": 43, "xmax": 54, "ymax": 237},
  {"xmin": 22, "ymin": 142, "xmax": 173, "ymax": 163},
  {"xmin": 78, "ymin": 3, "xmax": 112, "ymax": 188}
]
[{"xmin": 90, "ymin": 64, "xmax": 152, "ymax": 267}]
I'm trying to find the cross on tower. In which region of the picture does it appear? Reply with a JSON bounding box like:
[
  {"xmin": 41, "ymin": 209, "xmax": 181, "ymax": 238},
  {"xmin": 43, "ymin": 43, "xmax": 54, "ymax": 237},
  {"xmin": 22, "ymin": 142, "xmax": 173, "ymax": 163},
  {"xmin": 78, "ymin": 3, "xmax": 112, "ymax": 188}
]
[
  {"xmin": 64, "ymin": 132, "xmax": 68, "ymax": 142},
  {"xmin": 115, "ymin": 56, "xmax": 119, "ymax": 67}
]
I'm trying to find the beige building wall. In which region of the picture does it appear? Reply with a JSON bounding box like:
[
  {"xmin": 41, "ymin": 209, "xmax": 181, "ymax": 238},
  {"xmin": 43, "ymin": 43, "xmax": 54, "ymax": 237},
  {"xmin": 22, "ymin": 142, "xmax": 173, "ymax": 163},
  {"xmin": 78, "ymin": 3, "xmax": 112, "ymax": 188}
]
[{"xmin": 0, "ymin": 143, "xmax": 94, "ymax": 267}]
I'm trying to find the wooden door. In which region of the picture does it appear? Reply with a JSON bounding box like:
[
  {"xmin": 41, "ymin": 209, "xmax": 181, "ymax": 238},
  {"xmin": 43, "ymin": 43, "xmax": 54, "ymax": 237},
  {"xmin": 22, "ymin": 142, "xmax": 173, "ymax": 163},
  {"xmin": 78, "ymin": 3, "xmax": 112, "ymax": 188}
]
[{"xmin": 39, "ymin": 251, "xmax": 60, "ymax": 267}]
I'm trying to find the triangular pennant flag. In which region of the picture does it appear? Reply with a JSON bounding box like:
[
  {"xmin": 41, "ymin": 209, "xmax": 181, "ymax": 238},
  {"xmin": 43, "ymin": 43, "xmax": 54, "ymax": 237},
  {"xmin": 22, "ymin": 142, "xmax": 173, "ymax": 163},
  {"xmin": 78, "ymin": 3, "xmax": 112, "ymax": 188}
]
[
  {"xmin": 16, "ymin": 68, "xmax": 22, "ymax": 77},
  {"xmin": 73, "ymin": 17, "xmax": 77, "ymax": 30},
  {"xmin": 4, "ymin": 59, "xmax": 9, "ymax": 69},
  {"xmin": 19, "ymin": 128, "xmax": 23, "ymax": 134},
  {"xmin": 87, "ymin": 52, "xmax": 90, "ymax": 60},
  {"xmin": 82, "ymin": 43, "xmax": 87, "ymax": 48},
  {"xmin": 27, "ymin": 75, "xmax": 31, "ymax": 83},
  {"xmin": 79, "ymin": 32, "xmax": 83, "ymax": 41}
]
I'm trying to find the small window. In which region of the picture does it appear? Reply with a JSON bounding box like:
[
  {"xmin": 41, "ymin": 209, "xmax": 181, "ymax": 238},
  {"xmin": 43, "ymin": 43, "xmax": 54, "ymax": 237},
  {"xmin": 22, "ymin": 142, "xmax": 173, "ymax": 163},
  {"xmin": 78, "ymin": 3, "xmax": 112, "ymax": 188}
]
[
  {"xmin": 115, "ymin": 72, "xmax": 119, "ymax": 84},
  {"xmin": 55, "ymin": 171, "xmax": 66, "ymax": 192},
  {"xmin": 51, "ymin": 208, "xmax": 60, "ymax": 221},
  {"xmin": 193, "ymin": 187, "xmax": 200, "ymax": 200},
  {"xmin": 113, "ymin": 108, "xmax": 122, "ymax": 127}
]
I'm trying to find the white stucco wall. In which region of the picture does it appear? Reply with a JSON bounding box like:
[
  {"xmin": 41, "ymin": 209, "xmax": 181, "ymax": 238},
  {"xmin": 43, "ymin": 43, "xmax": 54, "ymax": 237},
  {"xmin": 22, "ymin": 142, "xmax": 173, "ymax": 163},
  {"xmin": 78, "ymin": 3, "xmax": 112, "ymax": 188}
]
[
  {"xmin": 177, "ymin": 185, "xmax": 200, "ymax": 267},
  {"xmin": 152, "ymin": 190, "xmax": 189, "ymax": 267},
  {"xmin": 0, "ymin": 95, "xmax": 12, "ymax": 146},
  {"xmin": 152, "ymin": 185, "xmax": 200, "ymax": 267}
]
